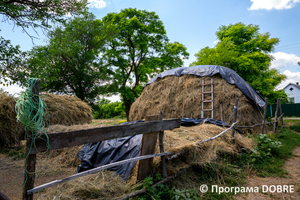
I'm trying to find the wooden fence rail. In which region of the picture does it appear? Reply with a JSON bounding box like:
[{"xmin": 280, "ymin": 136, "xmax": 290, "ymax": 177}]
[
  {"xmin": 24, "ymin": 116, "xmax": 181, "ymax": 199},
  {"xmin": 28, "ymin": 118, "xmax": 181, "ymax": 155}
]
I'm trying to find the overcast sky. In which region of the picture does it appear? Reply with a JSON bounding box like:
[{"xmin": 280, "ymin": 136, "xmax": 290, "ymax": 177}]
[{"xmin": 1, "ymin": 0, "xmax": 300, "ymax": 100}]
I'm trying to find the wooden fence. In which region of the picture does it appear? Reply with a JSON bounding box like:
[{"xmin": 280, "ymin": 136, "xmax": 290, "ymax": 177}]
[{"xmin": 21, "ymin": 81, "xmax": 284, "ymax": 200}]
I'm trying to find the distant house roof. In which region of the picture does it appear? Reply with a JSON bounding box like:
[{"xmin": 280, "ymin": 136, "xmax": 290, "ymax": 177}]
[{"xmin": 283, "ymin": 83, "xmax": 300, "ymax": 90}]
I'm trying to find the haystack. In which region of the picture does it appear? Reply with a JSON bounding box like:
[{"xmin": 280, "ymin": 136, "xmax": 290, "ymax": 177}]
[
  {"xmin": 129, "ymin": 72, "xmax": 265, "ymax": 133},
  {"xmin": 36, "ymin": 122, "xmax": 254, "ymax": 200},
  {"xmin": 0, "ymin": 93, "xmax": 92, "ymax": 147}
]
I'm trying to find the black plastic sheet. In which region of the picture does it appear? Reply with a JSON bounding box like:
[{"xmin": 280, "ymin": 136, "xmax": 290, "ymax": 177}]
[
  {"xmin": 146, "ymin": 65, "xmax": 265, "ymax": 107},
  {"xmin": 76, "ymin": 118, "xmax": 243, "ymax": 181}
]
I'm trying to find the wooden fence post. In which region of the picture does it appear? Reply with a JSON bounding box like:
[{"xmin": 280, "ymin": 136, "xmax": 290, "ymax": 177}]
[
  {"xmin": 261, "ymin": 98, "xmax": 268, "ymax": 134},
  {"xmin": 231, "ymin": 98, "xmax": 238, "ymax": 138},
  {"xmin": 159, "ymin": 111, "xmax": 167, "ymax": 179},
  {"xmin": 273, "ymin": 98, "xmax": 279, "ymax": 134},
  {"xmin": 278, "ymin": 98, "xmax": 284, "ymax": 127},
  {"xmin": 23, "ymin": 80, "xmax": 40, "ymax": 200},
  {"xmin": 137, "ymin": 115, "xmax": 160, "ymax": 181}
]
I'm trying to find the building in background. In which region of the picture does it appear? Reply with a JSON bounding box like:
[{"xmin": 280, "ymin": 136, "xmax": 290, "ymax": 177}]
[{"xmin": 283, "ymin": 82, "xmax": 300, "ymax": 103}]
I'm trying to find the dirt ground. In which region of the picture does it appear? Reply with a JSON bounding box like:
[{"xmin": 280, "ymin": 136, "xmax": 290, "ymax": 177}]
[
  {"xmin": 235, "ymin": 146, "xmax": 300, "ymax": 200},
  {"xmin": 0, "ymin": 153, "xmax": 75, "ymax": 200}
]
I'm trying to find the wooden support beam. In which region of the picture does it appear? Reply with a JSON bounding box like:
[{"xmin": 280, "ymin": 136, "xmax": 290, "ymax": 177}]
[
  {"xmin": 137, "ymin": 115, "xmax": 160, "ymax": 181},
  {"xmin": 27, "ymin": 152, "xmax": 173, "ymax": 195},
  {"xmin": 28, "ymin": 118, "xmax": 181, "ymax": 155},
  {"xmin": 23, "ymin": 79, "xmax": 40, "ymax": 200},
  {"xmin": 159, "ymin": 111, "xmax": 167, "ymax": 179},
  {"xmin": 261, "ymin": 98, "xmax": 268, "ymax": 134},
  {"xmin": 231, "ymin": 98, "xmax": 238, "ymax": 138}
]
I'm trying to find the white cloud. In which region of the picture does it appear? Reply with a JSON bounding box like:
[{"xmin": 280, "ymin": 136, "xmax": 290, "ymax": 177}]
[
  {"xmin": 270, "ymin": 52, "xmax": 300, "ymax": 69},
  {"xmin": 213, "ymin": 40, "xmax": 220, "ymax": 44},
  {"xmin": 249, "ymin": 0, "xmax": 300, "ymax": 10},
  {"xmin": 88, "ymin": 0, "xmax": 107, "ymax": 9},
  {"xmin": 277, "ymin": 70, "xmax": 300, "ymax": 89}
]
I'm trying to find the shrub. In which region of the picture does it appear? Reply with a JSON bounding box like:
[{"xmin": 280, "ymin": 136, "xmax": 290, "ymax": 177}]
[{"xmin": 92, "ymin": 98, "xmax": 126, "ymax": 119}]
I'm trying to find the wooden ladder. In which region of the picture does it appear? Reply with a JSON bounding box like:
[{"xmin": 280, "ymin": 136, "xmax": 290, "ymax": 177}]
[{"xmin": 201, "ymin": 79, "xmax": 214, "ymax": 119}]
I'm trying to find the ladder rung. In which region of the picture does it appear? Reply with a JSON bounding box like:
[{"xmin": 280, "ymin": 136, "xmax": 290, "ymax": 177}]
[
  {"xmin": 203, "ymin": 91, "xmax": 213, "ymax": 94},
  {"xmin": 202, "ymin": 109, "xmax": 213, "ymax": 111},
  {"xmin": 203, "ymin": 100, "xmax": 213, "ymax": 103}
]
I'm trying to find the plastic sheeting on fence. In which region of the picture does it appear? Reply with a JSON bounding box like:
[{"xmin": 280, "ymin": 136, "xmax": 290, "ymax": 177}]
[
  {"xmin": 145, "ymin": 65, "xmax": 265, "ymax": 107},
  {"xmin": 76, "ymin": 118, "xmax": 243, "ymax": 181}
]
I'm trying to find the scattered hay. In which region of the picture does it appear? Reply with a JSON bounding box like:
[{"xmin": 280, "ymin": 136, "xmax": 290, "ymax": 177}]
[
  {"xmin": 36, "ymin": 170, "xmax": 130, "ymax": 200},
  {"xmin": 22, "ymin": 122, "xmax": 254, "ymax": 199},
  {"xmin": 129, "ymin": 74, "xmax": 266, "ymax": 133},
  {"xmin": 0, "ymin": 93, "xmax": 92, "ymax": 147},
  {"xmin": 158, "ymin": 124, "xmax": 253, "ymax": 174}
]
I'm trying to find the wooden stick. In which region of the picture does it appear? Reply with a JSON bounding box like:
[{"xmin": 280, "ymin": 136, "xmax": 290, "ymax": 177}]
[
  {"xmin": 232, "ymin": 98, "xmax": 238, "ymax": 138},
  {"xmin": 27, "ymin": 152, "xmax": 173, "ymax": 195},
  {"xmin": 167, "ymin": 121, "xmax": 238, "ymax": 160},
  {"xmin": 261, "ymin": 98, "xmax": 268, "ymax": 134},
  {"xmin": 159, "ymin": 111, "xmax": 167, "ymax": 179},
  {"xmin": 273, "ymin": 98, "xmax": 279, "ymax": 133},
  {"xmin": 117, "ymin": 168, "xmax": 187, "ymax": 200},
  {"xmin": 278, "ymin": 98, "xmax": 284, "ymax": 127},
  {"xmin": 237, "ymin": 114, "xmax": 284, "ymax": 128},
  {"xmin": 23, "ymin": 79, "xmax": 40, "ymax": 200}
]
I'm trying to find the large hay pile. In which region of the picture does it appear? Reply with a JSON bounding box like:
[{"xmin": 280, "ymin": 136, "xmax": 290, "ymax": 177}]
[
  {"xmin": 0, "ymin": 93, "xmax": 92, "ymax": 147},
  {"xmin": 33, "ymin": 122, "xmax": 254, "ymax": 199},
  {"xmin": 129, "ymin": 74, "xmax": 264, "ymax": 133}
]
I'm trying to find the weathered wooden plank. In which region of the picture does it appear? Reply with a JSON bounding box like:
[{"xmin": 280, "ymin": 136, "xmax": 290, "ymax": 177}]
[
  {"xmin": 27, "ymin": 152, "xmax": 173, "ymax": 195},
  {"xmin": 29, "ymin": 118, "xmax": 181, "ymax": 154},
  {"xmin": 158, "ymin": 112, "xmax": 167, "ymax": 179},
  {"xmin": 23, "ymin": 79, "xmax": 40, "ymax": 200},
  {"xmin": 137, "ymin": 115, "xmax": 160, "ymax": 181}
]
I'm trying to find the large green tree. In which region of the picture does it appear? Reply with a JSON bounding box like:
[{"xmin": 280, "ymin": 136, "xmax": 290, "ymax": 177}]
[
  {"xmin": 7, "ymin": 12, "xmax": 116, "ymax": 103},
  {"xmin": 0, "ymin": 0, "xmax": 87, "ymax": 83},
  {"xmin": 102, "ymin": 8, "xmax": 189, "ymax": 120},
  {"xmin": 191, "ymin": 22, "xmax": 287, "ymax": 104}
]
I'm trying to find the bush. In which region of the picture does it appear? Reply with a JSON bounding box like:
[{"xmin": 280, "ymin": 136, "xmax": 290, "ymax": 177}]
[{"xmin": 92, "ymin": 98, "xmax": 126, "ymax": 119}]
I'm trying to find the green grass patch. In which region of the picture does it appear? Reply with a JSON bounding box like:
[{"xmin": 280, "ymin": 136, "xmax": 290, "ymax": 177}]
[{"xmin": 0, "ymin": 146, "xmax": 26, "ymax": 160}]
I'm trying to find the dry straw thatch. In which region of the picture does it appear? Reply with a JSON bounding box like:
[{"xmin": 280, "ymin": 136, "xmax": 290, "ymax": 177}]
[
  {"xmin": 129, "ymin": 74, "xmax": 265, "ymax": 133},
  {"xmin": 0, "ymin": 93, "xmax": 92, "ymax": 147}
]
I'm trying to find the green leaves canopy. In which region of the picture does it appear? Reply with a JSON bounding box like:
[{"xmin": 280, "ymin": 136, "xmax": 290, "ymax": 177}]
[
  {"xmin": 0, "ymin": 0, "xmax": 87, "ymax": 32},
  {"xmin": 7, "ymin": 13, "xmax": 116, "ymax": 103},
  {"xmin": 191, "ymin": 22, "xmax": 286, "ymax": 104},
  {"xmin": 102, "ymin": 8, "xmax": 189, "ymax": 119}
]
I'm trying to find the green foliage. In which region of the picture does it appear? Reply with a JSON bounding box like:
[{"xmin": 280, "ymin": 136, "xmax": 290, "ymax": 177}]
[
  {"xmin": 289, "ymin": 123, "xmax": 300, "ymax": 132},
  {"xmin": 138, "ymin": 174, "xmax": 200, "ymax": 200},
  {"xmin": 249, "ymin": 134, "xmax": 282, "ymax": 164},
  {"xmin": 0, "ymin": 32, "xmax": 23, "ymax": 84},
  {"xmin": 0, "ymin": 147, "xmax": 26, "ymax": 160},
  {"xmin": 0, "ymin": 0, "xmax": 87, "ymax": 31},
  {"xmin": 191, "ymin": 22, "xmax": 287, "ymax": 104},
  {"xmin": 93, "ymin": 99, "xmax": 125, "ymax": 119},
  {"xmin": 237, "ymin": 130, "xmax": 300, "ymax": 177},
  {"xmin": 102, "ymin": 8, "xmax": 189, "ymax": 119},
  {"xmin": 6, "ymin": 12, "xmax": 117, "ymax": 103}
]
